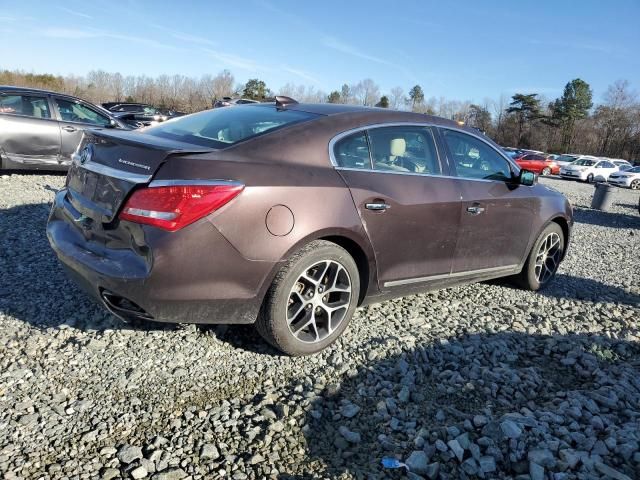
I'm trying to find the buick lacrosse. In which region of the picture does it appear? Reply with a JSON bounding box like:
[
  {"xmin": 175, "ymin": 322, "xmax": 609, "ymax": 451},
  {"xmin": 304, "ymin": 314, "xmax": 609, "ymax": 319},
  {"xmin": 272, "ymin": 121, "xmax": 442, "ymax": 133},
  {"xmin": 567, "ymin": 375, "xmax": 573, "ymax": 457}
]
[{"xmin": 47, "ymin": 97, "xmax": 573, "ymax": 355}]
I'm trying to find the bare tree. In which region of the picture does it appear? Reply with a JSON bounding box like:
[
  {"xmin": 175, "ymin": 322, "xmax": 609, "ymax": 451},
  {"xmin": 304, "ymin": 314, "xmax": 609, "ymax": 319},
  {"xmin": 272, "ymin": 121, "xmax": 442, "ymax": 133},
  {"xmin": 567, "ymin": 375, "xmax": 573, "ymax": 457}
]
[{"xmin": 389, "ymin": 86, "xmax": 405, "ymax": 110}]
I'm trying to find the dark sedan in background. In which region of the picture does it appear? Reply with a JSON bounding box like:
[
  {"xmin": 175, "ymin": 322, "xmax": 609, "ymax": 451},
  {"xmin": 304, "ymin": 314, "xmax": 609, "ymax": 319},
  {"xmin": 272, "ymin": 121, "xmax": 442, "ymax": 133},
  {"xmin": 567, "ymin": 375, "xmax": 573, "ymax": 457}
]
[
  {"xmin": 102, "ymin": 102, "xmax": 184, "ymax": 128},
  {"xmin": 0, "ymin": 86, "xmax": 130, "ymax": 171},
  {"xmin": 47, "ymin": 98, "xmax": 573, "ymax": 355}
]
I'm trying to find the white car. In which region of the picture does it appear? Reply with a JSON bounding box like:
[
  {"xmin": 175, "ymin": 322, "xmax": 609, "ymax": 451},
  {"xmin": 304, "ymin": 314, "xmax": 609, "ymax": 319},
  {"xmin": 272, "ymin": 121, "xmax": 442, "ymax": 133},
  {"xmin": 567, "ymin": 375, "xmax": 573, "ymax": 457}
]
[
  {"xmin": 608, "ymin": 166, "xmax": 640, "ymax": 189},
  {"xmin": 560, "ymin": 158, "xmax": 618, "ymax": 183},
  {"xmin": 612, "ymin": 159, "xmax": 632, "ymax": 169}
]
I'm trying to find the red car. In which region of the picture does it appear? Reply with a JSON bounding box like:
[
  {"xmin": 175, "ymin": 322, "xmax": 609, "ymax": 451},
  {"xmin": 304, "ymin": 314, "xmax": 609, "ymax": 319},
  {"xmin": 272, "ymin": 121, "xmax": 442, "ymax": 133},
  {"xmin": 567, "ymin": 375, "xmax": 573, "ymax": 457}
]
[{"xmin": 515, "ymin": 153, "xmax": 560, "ymax": 176}]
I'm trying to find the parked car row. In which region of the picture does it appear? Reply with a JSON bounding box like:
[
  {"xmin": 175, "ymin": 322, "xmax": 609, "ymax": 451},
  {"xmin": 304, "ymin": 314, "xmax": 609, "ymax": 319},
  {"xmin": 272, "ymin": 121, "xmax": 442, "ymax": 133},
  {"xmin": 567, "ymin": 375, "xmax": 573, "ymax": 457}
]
[
  {"xmin": 501, "ymin": 146, "xmax": 638, "ymax": 189},
  {"xmin": 102, "ymin": 102, "xmax": 184, "ymax": 127}
]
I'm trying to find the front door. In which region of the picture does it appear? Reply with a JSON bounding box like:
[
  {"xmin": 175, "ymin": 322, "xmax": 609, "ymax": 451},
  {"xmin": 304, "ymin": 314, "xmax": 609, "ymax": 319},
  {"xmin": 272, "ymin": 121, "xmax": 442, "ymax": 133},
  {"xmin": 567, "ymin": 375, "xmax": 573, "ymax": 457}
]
[
  {"xmin": 53, "ymin": 97, "xmax": 113, "ymax": 164},
  {"xmin": 333, "ymin": 125, "xmax": 462, "ymax": 288},
  {"xmin": 0, "ymin": 92, "xmax": 61, "ymax": 167},
  {"xmin": 438, "ymin": 128, "xmax": 535, "ymax": 273}
]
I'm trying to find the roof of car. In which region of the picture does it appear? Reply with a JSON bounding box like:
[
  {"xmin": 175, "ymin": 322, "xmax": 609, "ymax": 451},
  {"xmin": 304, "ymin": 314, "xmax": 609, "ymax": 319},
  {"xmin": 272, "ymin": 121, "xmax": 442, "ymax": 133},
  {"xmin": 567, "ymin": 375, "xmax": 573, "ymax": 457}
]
[
  {"xmin": 252, "ymin": 101, "xmax": 469, "ymax": 130},
  {"xmin": 0, "ymin": 85, "xmax": 65, "ymax": 95}
]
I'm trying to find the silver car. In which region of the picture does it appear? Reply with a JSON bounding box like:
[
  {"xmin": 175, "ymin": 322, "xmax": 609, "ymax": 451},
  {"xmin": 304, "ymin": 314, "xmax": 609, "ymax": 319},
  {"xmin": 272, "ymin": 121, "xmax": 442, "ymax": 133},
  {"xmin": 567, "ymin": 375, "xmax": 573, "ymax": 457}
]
[
  {"xmin": 608, "ymin": 166, "xmax": 640, "ymax": 189},
  {"xmin": 0, "ymin": 86, "xmax": 130, "ymax": 171}
]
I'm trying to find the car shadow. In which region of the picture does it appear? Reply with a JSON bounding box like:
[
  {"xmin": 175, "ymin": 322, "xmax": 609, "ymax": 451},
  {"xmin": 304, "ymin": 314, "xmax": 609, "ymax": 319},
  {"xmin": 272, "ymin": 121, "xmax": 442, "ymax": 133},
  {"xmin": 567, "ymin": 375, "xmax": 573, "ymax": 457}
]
[
  {"xmin": 572, "ymin": 206, "xmax": 640, "ymax": 229},
  {"xmin": 491, "ymin": 273, "xmax": 640, "ymax": 308},
  {"xmin": 270, "ymin": 331, "xmax": 640, "ymax": 479}
]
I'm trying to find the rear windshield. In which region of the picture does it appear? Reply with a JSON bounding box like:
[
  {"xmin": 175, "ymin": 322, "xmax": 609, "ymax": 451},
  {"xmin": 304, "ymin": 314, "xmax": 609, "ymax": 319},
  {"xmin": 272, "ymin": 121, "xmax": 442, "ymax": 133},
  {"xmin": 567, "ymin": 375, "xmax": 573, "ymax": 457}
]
[{"xmin": 144, "ymin": 105, "xmax": 318, "ymax": 148}]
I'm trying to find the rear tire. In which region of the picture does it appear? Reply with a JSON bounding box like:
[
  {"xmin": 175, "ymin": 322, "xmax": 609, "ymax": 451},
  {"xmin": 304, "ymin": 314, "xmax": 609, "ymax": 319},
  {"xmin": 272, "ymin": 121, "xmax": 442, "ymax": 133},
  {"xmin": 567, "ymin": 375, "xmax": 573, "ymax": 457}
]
[
  {"xmin": 516, "ymin": 222, "xmax": 564, "ymax": 291},
  {"xmin": 586, "ymin": 173, "xmax": 594, "ymax": 183},
  {"xmin": 631, "ymin": 179, "xmax": 640, "ymax": 190},
  {"xmin": 256, "ymin": 240, "xmax": 360, "ymax": 356}
]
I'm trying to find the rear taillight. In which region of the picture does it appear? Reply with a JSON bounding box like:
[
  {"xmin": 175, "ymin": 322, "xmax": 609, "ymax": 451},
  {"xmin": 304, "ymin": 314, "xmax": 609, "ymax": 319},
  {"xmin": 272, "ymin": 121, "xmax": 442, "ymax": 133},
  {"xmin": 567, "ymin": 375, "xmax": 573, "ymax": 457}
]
[{"xmin": 119, "ymin": 183, "xmax": 243, "ymax": 232}]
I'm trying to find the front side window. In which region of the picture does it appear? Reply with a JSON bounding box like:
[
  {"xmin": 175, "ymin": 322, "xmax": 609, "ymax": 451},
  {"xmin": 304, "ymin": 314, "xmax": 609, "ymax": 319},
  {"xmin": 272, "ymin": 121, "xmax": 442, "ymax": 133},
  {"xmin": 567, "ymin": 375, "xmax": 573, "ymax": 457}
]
[
  {"xmin": 0, "ymin": 94, "xmax": 51, "ymax": 119},
  {"xmin": 441, "ymin": 129, "xmax": 512, "ymax": 181},
  {"xmin": 368, "ymin": 126, "xmax": 441, "ymax": 174},
  {"xmin": 145, "ymin": 105, "xmax": 318, "ymax": 149},
  {"xmin": 334, "ymin": 132, "xmax": 371, "ymax": 169},
  {"xmin": 55, "ymin": 98, "xmax": 110, "ymax": 126},
  {"xmin": 574, "ymin": 159, "xmax": 596, "ymax": 166}
]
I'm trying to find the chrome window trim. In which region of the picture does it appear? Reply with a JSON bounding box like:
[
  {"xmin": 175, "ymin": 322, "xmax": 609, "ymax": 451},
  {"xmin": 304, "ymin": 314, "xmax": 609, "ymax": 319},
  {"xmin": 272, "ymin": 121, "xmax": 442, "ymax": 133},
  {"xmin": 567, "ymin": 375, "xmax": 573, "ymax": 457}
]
[
  {"xmin": 334, "ymin": 166, "xmax": 497, "ymax": 183},
  {"xmin": 72, "ymin": 153, "xmax": 152, "ymax": 183},
  {"xmin": 329, "ymin": 122, "xmax": 448, "ymax": 177},
  {"xmin": 149, "ymin": 179, "xmax": 243, "ymax": 188},
  {"xmin": 328, "ymin": 122, "xmax": 521, "ymax": 183},
  {"xmin": 384, "ymin": 264, "xmax": 520, "ymax": 288}
]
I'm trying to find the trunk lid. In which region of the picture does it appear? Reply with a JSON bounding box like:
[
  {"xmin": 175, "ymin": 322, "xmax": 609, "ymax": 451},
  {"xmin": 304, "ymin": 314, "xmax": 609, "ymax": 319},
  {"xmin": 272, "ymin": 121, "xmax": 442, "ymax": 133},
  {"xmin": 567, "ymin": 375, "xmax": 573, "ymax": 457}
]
[{"xmin": 65, "ymin": 130, "xmax": 213, "ymax": 223}]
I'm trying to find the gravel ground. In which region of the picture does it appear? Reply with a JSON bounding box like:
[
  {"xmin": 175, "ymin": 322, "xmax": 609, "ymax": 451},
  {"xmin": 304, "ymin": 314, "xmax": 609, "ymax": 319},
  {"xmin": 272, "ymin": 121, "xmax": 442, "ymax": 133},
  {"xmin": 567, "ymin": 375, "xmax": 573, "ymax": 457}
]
[{"xmin": 0, "ymin": 173, "xmax": 639, "ymax": 480}]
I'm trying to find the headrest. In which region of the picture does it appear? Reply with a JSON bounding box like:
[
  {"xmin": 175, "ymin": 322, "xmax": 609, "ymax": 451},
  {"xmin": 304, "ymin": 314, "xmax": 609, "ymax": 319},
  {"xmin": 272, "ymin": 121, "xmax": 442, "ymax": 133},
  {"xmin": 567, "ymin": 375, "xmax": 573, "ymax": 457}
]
[{"xmin": 390, "ymin": 138, "xmax": 406, "ymax": 157}]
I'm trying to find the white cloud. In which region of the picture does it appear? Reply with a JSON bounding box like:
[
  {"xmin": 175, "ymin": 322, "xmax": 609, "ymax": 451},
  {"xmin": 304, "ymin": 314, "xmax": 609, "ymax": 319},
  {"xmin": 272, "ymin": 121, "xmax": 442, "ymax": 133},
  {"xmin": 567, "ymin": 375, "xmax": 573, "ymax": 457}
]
[
  {"xmin": 170, "ymin": 32, "xmax": 216, "ymax": 47},
  {"xmin": 322, "ymin": 36, "xmax": 390, "ymax": 65},
  {"xmin": 41, "ymin": 28, "xmax": 179, "ymax": 50},
  {"xmin": 202, "ymin": 48, "xmax": 266, "ymax": 72},
  {"xmin": 283, "ymin": 66, "xmax": 320, "ymax": 85},
  {"xmin": 58, "ymin": 7, "xmax": 93, "ymax": 19}
]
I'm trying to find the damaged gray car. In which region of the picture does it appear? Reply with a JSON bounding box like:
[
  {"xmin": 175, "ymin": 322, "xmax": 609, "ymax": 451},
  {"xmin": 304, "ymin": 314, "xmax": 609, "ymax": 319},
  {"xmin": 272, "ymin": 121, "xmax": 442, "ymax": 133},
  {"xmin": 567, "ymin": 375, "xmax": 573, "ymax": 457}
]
[{"xmin": 0, "ymin": 86, "xmax": 130, "ymax": 171}]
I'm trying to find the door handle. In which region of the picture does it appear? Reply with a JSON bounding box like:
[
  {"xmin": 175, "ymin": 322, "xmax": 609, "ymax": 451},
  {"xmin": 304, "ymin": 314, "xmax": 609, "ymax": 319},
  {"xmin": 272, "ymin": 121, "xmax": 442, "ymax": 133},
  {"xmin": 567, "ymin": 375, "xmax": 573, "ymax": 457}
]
[
  {"xmin": 62, "ymin": 126, "xmax": 77, "ymax": 132},
  {"xmin": 365, "ymin": 202, "xmax": 390, "ymax": 211},
  {"xmin": 466, "ymin": 205, "xmax": 485, "ymax": 215}
]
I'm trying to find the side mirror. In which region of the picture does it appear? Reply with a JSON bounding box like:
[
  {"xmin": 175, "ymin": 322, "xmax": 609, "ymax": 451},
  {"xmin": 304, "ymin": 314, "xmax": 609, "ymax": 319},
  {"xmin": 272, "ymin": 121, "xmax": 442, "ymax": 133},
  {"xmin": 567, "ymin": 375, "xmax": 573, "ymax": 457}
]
[
  {"xmin": 105, "ymin": 119, "xmax": 117, "ymax": 129},
  {"xmin": 519, "ymin": 170, "xmax": 536, "ymax": 186}
]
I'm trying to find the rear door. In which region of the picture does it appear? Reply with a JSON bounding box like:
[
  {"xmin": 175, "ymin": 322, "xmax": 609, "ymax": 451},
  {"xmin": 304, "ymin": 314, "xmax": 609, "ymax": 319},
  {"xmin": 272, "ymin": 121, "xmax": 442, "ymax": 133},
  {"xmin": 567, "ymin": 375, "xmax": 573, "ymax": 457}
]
[
  {"xmin": 53, "ymin": 96, "xmax": 114, "ymax": 163},
  {"xmin": 333, "ymin": 124, "xmax": 462, "ymax": 288},
  {"xmin": 438, "ymin": 127, "xmax": 536, "ymax": 273},
  {"xmin": 0, "ymin": 91, "xmax": 61, "ymax": 167}
]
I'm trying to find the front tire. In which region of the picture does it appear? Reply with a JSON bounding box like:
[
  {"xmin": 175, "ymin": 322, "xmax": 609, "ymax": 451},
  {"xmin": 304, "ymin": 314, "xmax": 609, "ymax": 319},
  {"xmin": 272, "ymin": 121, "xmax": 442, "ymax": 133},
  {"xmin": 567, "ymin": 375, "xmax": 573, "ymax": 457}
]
[
  {"xmin": 631, "ymin": 179, "xmax": 640, "ymax": 190},
  {"xmin": 256, "ymin": 240, "xmax": 360, "ymax": 356},
  {"xmin": 586, "ymin": 173, "xmax": 594, "ymax": 183},
  {"xmin": 541, "ymin": 167, "xmax": 551, "ymax": 176},
  {"xmin": 516, "ymin": 223, "xmax": 564, "ymax": 291}
]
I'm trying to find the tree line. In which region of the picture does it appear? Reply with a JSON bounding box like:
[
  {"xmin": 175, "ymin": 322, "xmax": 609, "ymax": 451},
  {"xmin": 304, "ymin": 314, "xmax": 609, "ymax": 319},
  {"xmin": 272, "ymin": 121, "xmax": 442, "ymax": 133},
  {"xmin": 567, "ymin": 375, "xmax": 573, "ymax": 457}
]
[{"xmin": 1, "ymin": 68, "xmax": 638, "ymax": 160}]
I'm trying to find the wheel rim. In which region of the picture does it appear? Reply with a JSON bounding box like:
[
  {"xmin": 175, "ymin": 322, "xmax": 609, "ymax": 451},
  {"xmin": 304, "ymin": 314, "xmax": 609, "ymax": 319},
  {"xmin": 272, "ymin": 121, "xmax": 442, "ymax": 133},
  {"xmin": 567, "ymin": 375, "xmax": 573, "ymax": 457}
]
[
  {"xmin": 631, "ymin": 180, "xmax": 640, "ymax": 190},
  {"xmin": 587, "ymin": 174, "xmax": 594, "ymax": 183},
  {"xmin": 534, "ymin": 232, "xmax": 562, "ymax": 284},
  {"xmin": 287, "ymin": 260, "xmax": 352, "ymax": 344},
  {"xmin": 542, "ymin": 168, "xmax": 551, "ymax": 176}
]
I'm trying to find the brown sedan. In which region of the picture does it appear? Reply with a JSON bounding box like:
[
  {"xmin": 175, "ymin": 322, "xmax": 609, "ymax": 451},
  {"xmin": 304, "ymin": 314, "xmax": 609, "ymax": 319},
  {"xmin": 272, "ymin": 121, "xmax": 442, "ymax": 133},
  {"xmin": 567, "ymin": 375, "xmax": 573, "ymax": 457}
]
[{"xmin": 47, "ymin": 97, "xmax": 573, "ymax": 355}]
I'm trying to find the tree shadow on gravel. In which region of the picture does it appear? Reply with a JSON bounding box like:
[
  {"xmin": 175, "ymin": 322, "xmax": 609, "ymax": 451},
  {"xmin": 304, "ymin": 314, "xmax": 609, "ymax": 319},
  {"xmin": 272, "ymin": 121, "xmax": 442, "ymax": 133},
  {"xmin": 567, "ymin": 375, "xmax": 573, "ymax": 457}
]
[
  {"xmin": 572, "ymin": 206, "xmax": 640, "ymax": 229},
  {"xmin": 275, "ymin": 332, "xmax": 640, "ymax": 480}
]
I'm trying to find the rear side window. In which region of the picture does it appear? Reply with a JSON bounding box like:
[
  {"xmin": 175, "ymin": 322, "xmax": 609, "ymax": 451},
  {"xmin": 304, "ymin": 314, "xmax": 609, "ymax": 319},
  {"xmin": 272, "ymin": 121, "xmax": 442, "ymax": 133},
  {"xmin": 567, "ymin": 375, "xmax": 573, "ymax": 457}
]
[
  {"xmin": 334, "ymin": 133, "xmax": 371, "ymax": 169},
  {"xmin": 145, "ymin": 105, "xmax": 318, "ymax": 148},
  {"xmin": 368, "ymin": 126, "xmax": 441, "ymax": 174},
  {"xmin": 0, "ymin": 94, "xmax": 51, "ymax": 119}
]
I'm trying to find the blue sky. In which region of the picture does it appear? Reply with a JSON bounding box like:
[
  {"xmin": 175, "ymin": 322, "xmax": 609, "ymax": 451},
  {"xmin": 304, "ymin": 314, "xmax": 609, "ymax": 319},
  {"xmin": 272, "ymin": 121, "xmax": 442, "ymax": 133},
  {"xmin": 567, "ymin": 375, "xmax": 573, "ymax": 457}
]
[{"xmin": 1, "ymin": 0, "xmax": 638, "ymax": 103}]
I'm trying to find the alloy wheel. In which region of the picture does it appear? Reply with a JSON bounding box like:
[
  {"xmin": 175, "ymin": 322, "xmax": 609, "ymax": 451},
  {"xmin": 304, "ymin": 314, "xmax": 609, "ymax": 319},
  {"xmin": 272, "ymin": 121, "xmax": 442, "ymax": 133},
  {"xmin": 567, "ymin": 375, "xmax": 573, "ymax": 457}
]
[
  {"xmin": 542, "ymin": 167, "xmax": 551, "ymax": 176},
  {"xmin": 534, "ymin": 232, "xmax": 562, "ymax": 284},
  {"xmin": 286, "ymin": 260, "xmax": 352, "ymax": 343},
  {"xmin": 631, "ymin": 180, "xmax": 640, "ymax": 190}
]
